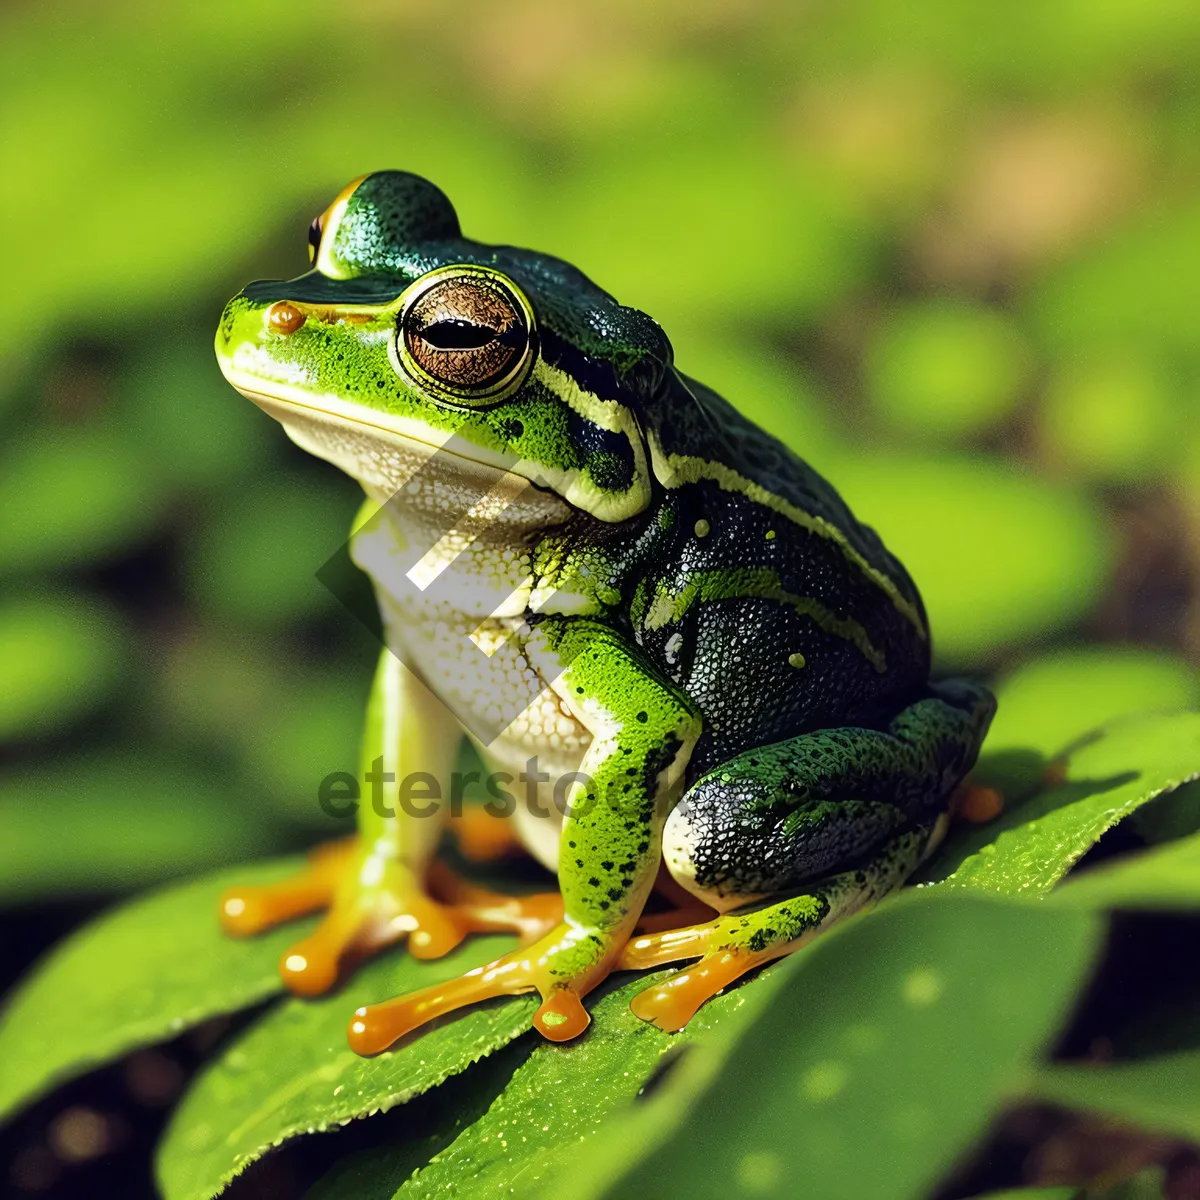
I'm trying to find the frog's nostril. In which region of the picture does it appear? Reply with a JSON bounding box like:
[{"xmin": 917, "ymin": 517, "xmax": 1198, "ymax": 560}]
[{"xmin": 266, "ymin": 301, "xmax": 306, "ymax": 335}]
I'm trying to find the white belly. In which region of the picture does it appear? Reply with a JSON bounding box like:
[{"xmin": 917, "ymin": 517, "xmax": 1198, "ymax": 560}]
[{"xmin": 476, "ymin": 686, "xmax": 593, "ymax": 872}]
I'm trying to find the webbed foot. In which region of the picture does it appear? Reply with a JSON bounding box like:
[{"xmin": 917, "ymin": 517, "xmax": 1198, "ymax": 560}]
[
  {"xmin": 348, "ymin": 919, "xmax": 622, "ymax": 1051},
  {"xmin": 621, "ymin": 827, "xmax": 933, "ymax": 1032},
  {"xmin": 219, "ymin": 838, "xmax": 561, "ymax": 997},
  {"xmin": 618, "ymin": 909, "xmax": 811, "ymax": 1033}
]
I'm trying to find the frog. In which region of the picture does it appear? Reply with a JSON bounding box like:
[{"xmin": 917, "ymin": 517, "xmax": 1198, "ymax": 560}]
[{"xmin": 214, "ymin": 171, "xmax": 996, "ymax": 1049}]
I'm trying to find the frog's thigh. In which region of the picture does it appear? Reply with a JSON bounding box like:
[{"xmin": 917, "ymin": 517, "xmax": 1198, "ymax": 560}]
[{"xmin": 663, "ymin": 681, "xmax": 995, "ymax": 912}]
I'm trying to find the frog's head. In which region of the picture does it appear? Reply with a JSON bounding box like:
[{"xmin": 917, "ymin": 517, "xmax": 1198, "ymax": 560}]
[{"xmin": 216, "ymin": 171, "xmax": 670, "ymax": 522}]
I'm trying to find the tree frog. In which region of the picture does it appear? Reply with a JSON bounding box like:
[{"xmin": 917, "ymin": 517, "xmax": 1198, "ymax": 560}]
[{"xmin": 215, "ymin": 171, "xmax": 995, "ymax": 1049}]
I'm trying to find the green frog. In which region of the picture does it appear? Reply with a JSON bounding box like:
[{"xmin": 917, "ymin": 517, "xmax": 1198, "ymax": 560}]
[{"xmin": 214, "ymin": 171, "xmax": 996, "ymax": 1048}]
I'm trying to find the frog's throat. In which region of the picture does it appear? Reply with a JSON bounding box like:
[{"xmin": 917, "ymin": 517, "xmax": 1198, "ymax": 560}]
[
  {"xmin": 229, "ymin": 377, "xmax": 516, "ymax": 475},
  {"xmin": 222, "ymin": 367, "xmax": 648, "ymax": 524},
  {"xmin": 225, "ymin": 374, "xmax": 562, "ymax": 516}
]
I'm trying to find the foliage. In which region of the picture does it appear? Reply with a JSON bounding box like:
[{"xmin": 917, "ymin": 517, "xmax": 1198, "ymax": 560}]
[
  {"xmin": 3, "ymin": 698, "xmax": 1200, "ymax": 1197},
  {"xmin": 4, "ymin": 0, "xmax": 1200, "ymax": 1197}
]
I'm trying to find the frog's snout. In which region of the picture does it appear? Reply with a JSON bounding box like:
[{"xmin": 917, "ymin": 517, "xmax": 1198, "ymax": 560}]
[
  {"xmin": 216, "ymin": 295, "xmax": 249, "ymax": 351},
  {"xmin": 214, "ymin": 294, "xmax": 266, "ymax": 377}
]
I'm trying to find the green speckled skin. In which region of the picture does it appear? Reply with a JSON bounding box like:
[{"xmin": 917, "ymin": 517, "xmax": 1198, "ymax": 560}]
[
  {"xmin": 527, "ymin": 619, "xmax": 701, "ymax": 983},
  {"xmin": 215, "ymin": 171, "xmax": 996, "ymax": 1035}
]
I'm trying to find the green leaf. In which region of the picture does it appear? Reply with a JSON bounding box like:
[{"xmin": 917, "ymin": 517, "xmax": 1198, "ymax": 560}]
[
  {"xmin": 984, "ymin": 647, "xmax": 1198, "ymax": 759},
  {"xmin": 925, "ymin": 711, "xmax": 1200, "ymax": 895},
  {"xmin": 157, "ymin": 939, "xmax": 534, "ymax": 1200},
  {"xmin": 387, "ymin": 967, "xmax": 787, "ymax": 1199},
  {"xmin": 0, "ymin": 858, "xmax": 312, "ymax": 1123},
  {"xmin": 534, "ymin": 890, "xmax": 1098, "ymax": 1200},
  {"xmin": 306, "ymin": 1046, "xmax": 531, "ymax": 1200},
  {"xmin": 1052, "ymin": 830, "xmax": 1200, "ymax": 910},
  {"xmin": 1033, "ymin": 1052, "xmax": 1200, "ymax": 1144}
]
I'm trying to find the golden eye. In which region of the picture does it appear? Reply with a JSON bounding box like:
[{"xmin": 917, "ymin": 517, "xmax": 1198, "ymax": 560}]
[{"xmin": 394, "ymin": 270, "xmax": 534, "ymax": 404}]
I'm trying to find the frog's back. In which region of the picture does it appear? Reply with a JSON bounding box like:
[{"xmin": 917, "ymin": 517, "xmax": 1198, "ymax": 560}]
[{"xmin": 630, "ymin": 372, "xmax": 931, "ymax": 775}]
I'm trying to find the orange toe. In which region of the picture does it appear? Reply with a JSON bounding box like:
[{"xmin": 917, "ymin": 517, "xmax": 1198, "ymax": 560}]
[
  {"xmin": 534, "ymin": 989, "xmax": 590, "ymax": 1041},
  {"xmin": 426, "ymin": 861, "xmax": 562, "ymax": 945},
  {"xmin": 219, "ymin": 837, "xmax": 357, "ymax": 936},
  {"xmin": 617, "ymin": 920, "xmax": 713, "ymax": 971},
  {"xmin": 221, "ymin": 836, "xmax": 568, "ymax": 1001},
  {"xmin": 279, "ymin": 902, "xmax": 368, "ymax": 996},
  {"xmin": 219, "ymin": 882, "xmax": 327, "ymax": 936},
  {"xmin": 348, "ymin": 954, "xmax": 528, "ymax": 1054},
  {"xmin": 398, "ymin": 893, "xmax": 472, "ymax": 961},
  {"xmin": 346, "ymin": 920, "xmax": 618, "ymax": 1053},
  {"xmin": 630, "ymin": 951, "xmax": 754, "ymax": 1033}
]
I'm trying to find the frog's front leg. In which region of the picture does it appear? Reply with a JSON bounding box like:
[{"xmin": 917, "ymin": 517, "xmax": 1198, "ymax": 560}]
[
  {"xmin": 348, "ymin": 620, "xmax": 702, "ymax": 1048},
  {"xmin": 220, "ymin": 651, "xmax": 561, "ymax": 995}
]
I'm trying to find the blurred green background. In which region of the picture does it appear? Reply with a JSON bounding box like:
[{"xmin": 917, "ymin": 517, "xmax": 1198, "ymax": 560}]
[{"xmin": 4, "ymin": 0, "xmax": 1200, "ymax": 903}]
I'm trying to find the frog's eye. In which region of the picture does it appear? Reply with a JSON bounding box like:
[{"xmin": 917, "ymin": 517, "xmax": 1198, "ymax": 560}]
[
  {"xmin": 391, "ymin": 269, "xmax": 535, "ymax": 406},
  {"xmin": 307, "ymin": 216, "xmax": 323, "ymax": 265}
]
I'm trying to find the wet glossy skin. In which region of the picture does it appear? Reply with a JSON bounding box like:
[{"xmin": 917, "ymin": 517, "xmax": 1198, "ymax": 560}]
[{"xmin": 215, "ymin": 171, "xmax": 995, "ymax": 1045}]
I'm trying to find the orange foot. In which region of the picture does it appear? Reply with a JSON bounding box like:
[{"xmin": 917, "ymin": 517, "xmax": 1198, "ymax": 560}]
[
  {"xmin": 219, "ymin": 838, "xmax": 561, "ymax": 997},
  {"xmin": 616, "ymin": 918, "xmax": 789, "ymax": 1034},
  {"xmin": 348, "ymin": 921, "xmax": 626, "ymax": 1052}
]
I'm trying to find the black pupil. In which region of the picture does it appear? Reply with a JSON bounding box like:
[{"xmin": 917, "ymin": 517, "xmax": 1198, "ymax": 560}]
[
  {"xmin": 420, "ymin": 319, "xmax": 497, "ymax": 350},
  {"xmin": 307, "ymin": 217, "xmax": 322, "ymax": 254}
]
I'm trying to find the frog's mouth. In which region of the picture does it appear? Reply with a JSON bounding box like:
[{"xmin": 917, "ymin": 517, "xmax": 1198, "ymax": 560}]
[
  {"xmin": 222, "ymin": 366, "xmax": 591, "ymax": 533},
  {"xmin": 232, "ymin": 378, "xmax": 471, "ymax": 463},
  {"xmin": 220, "ymin": 356, "xmax": 650, "ymax": 523}
]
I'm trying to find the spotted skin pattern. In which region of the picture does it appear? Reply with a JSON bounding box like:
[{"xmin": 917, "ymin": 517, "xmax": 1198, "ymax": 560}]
[{"xmin": 665, "ymin": 680, "xmax": 996, "ymax": 906}]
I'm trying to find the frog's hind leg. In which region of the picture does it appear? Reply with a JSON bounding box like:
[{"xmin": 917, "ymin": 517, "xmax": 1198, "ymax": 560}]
[
  {"xmin": 626, "ymin": 680, "xmax": 996, "ymax": 1031},
  {"xmin": 661, "ymin": 679, "xmax": 996, "ymax": 913},
  {"xmin": 620, "ymin": 825, "xmax": 939, "ymax": 1033}
]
